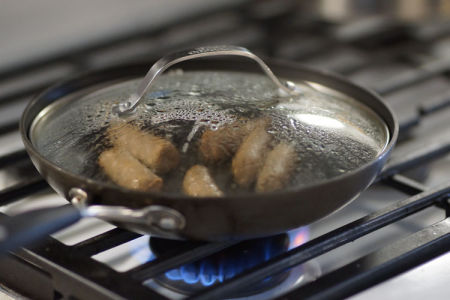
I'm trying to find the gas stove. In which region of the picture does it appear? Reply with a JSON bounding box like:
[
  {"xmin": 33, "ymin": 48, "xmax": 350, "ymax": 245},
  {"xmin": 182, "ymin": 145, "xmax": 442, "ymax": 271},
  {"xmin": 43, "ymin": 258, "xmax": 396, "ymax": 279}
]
[{"xmin": 0, "ymin": 1, "xmax": 449, "ymax": 299}]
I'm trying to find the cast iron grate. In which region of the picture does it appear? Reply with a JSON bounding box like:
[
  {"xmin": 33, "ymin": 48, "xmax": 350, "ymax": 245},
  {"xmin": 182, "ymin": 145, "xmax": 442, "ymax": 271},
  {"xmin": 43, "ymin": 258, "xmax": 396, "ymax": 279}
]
[{"xmin": 0, "ymin": 1, "xmax": 449, "ymax": 299}]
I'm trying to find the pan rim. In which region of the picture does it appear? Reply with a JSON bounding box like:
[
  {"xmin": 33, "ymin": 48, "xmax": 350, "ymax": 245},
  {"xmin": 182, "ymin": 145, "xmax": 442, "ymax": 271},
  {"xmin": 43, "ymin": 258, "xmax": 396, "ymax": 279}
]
[{"xmin": 20, "ymin": 58, "xmax": 398, "ymax": 204}]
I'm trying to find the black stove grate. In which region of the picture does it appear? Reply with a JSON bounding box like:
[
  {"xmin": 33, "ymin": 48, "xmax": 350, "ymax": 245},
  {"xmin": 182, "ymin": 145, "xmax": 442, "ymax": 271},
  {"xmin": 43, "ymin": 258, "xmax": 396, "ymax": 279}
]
[{"xmin": 1, "ymin": 1, "xmax": 449, "ymax": 299}]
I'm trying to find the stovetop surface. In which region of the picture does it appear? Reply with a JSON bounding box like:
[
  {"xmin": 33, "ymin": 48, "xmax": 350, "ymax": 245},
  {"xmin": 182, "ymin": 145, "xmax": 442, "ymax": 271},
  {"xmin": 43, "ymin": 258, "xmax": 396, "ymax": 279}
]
[{"xmin": 0, "ymin": 1, "xmax": 449, "ymax": 299}]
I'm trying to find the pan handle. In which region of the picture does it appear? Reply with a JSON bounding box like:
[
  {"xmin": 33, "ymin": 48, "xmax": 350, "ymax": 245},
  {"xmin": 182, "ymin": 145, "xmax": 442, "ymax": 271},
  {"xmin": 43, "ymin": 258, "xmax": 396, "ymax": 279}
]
[
  {"xmin": 114, "ymin": 45, "xmax": 299, "ymax": 115},
  {"xmin": 69, "ymin": 187, "xmax": 185, "ymax": 232},
  {"xmin": 0, "ymin": 205, "xmax": 81, "ymax": 255},
  {"xmin": 0, "ymin": 202, "xmax": 185, "ymax": 256},
  {"xmin": 0, "ymin": 186, "xmax": 186, "ymax": 255}
]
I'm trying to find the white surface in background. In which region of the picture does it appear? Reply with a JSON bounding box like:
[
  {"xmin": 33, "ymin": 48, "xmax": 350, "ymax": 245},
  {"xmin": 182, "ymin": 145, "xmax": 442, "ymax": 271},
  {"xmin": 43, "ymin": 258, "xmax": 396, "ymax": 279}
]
[
  {"xmin": 0, "ymin": 0, "xmax": 242, "ymax": 71},
  {"xmin": 52, "ymin": 217, "xmax": 116, "ymax": 246},
  {"xmin": 351, "ymin": 251, "xmax": 450, "ymax": 300},
  {"xmin": 0, "ymin": 286, "xmax": 18, "ymax": 300},
  {"xmin": 0, "ymin": 132, "xmax": 23, "ymax": 158},
  {"xmin": 0, "ymin": 191, "xmax": 67, "ymax": 215},
  {"xmin": 92, "ymin": 235, "xmax": 154, "ymax": 272}
]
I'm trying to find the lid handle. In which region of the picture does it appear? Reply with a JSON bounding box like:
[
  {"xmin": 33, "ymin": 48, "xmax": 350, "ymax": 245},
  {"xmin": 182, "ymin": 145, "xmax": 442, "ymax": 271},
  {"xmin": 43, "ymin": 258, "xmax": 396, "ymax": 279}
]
[{"xmin": 115, "ymin": 45, "xmax": 298, "ymax": 115}]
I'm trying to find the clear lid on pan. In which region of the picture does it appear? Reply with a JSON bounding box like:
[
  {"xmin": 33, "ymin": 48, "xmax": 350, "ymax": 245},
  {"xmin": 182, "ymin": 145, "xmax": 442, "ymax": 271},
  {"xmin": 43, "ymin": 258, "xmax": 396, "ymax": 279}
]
[{"xmin": 30, "ymin": 46, "xmax": 389, "ymax": 197}]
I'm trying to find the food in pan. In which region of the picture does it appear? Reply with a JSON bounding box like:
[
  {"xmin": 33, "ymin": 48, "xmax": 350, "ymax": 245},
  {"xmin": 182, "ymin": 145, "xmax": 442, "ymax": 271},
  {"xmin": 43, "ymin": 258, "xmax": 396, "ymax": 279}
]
[
  {"xmin": 199, "ymin": 118, "xmax": 269, "ymax": 164},
  {"xmin": 99, "ymin": 116, "xmax": 300, "ymax": 195},
  {"xmin": 256, "ymin": 142, "xmax": 298, "ymax": 193},
  {"xmin": 231, "ymin": 125, "xmax": 273, "ymax": 188},
  {"xmin": 107, "ymin": 123, "xmax": 180, "ymax": 174},
  {"xmin": 98, "ymin": 148, "xmax": 163, "ymax": 191},
  {"xmin": 182, "ymin": 165, "xmax": 223, "ymax": 197}
]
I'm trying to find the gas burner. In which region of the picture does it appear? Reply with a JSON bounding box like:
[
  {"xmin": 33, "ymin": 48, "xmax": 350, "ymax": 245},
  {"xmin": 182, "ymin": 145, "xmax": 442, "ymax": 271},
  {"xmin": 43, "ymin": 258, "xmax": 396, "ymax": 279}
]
[
  {"xmin": 148, "ymin": 228, "xmax": 317, "ymax": 298},
  {"xmin": 151, "ymin": 235, "xmax": 289, "ymax": 296}
]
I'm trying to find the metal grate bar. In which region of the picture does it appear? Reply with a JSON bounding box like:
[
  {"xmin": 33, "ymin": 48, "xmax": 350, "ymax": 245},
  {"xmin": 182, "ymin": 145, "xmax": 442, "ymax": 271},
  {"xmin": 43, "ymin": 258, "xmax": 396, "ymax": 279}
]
[
  {"xmin": 0, "ymin": 252, "xmax": 55, "ymax": 299},
  {"xmin": 0, "ymin": 149, "xmax": 29, "ymax": 168},
  {"xmin": 419, "ymin": 91, "xmax": 450, "ymax": 115},
  {"xmin": 275, "ymin": 218, "xmax": 450, "ymax": 300},
  {"xmin": 131, "ymin": 241, "xmax": 238, "ymax": 281},
  {"xmin": 0, "ymin": 178, "xmax": 48, "ymax": 206},
  {"xmin": 21, "ymin": 239, "xmax": 169, "ymax": 300},
  {"xmin": 398, "ymin": 117, "xmax": 420, "ymax": 135},
  {"xmin": 0, "ymin": 121, "xmax": 19, "ymax": 136},
  {"xmin": 379, "ymin": 141, "xmax": 450, "ymax": 179},
  {"xmin": 375, "ymin": 59, "xmax": 450, "ymax": 95},
  {"xmin": 384, "ymin": 174, "xmax": 427, "ymax": 195},
  {"xmin": 0, "ymin": 85, "xmax": 49, "ymax": 106},
  {"xmin": 189, "ymin": 183, "xmax": 450, "ymax": 300}
]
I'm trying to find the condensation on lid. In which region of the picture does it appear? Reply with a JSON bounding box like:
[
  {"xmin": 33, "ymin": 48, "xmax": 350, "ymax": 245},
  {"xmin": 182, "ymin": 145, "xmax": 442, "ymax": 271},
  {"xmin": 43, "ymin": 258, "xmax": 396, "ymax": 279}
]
[{"xmin": 29, "ymin": 70, "xmax": 389, "ymax": 195}]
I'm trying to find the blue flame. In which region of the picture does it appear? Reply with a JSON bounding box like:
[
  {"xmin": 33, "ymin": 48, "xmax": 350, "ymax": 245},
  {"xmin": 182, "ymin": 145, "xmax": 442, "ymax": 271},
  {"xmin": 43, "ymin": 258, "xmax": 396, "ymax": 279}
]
[
  {"xmin": 164, "ymin": 228, "xmax": 309, "ymax": 287},
  {"xmin": 165, "ymin": 257, "xmax": 235, "ymax": 286},
  {"xmin": 164, "ymin": 232, "xmax": 299, "ymax": 287}
]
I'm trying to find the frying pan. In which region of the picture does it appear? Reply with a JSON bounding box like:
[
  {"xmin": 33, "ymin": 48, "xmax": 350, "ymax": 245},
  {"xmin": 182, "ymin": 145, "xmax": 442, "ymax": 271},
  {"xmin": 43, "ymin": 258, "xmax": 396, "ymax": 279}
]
[{"xmin": 0, "ymin": 46, "xmax": 398, "ymax": 254}]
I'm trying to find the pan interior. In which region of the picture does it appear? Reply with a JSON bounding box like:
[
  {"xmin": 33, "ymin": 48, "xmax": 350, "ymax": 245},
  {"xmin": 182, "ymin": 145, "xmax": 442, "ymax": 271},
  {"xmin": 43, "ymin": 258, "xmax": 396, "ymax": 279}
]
[{"xmin": 30, "ymin": 70, "xmax": 389, "ymax": 196}]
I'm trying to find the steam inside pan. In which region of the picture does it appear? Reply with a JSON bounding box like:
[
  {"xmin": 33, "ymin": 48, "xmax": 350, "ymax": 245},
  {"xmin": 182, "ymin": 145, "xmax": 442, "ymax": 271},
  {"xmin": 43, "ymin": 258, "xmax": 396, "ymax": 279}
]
[{"xmin": 30, "ymin": 70, "xmax": 389, "ymax": 196}]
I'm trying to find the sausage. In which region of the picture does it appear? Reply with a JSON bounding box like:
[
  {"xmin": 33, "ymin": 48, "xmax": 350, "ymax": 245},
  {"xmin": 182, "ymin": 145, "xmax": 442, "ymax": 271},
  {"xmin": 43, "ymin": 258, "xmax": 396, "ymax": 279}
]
[
  {"xmin": 231, "ymin": 126, "xmax": 272, "ymax": 188},
  {"xmin": 199, "ymin": 118, "xmax": 270, "ymax": 164},
  {"xmin": 98, "ymin": 148, "xmax": 163, "ymax": 192},
  {"xmin": 182, "ymin": 165, "xmax": 223, "ymax": 197},
  {"xmin": 107, "ymin": 123, "xmax": 179, "ymax": 174},
  {"xmin": 256, "ymin": 143, "xmax": 298, "ymax": 193}
]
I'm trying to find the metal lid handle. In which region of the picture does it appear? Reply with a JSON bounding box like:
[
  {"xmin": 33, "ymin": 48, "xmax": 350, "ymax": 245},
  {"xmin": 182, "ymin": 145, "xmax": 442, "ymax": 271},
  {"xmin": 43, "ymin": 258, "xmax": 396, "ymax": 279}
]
[{"xmin": 115, "ymin": 45, "xmax": 298, "ymax": 115}]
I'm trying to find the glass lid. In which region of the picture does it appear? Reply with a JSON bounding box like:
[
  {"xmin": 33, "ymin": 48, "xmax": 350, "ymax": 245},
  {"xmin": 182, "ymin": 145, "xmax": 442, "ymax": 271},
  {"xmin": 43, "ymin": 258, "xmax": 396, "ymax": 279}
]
[{"xmin": 30, "ymin": 46, "xmax": 389, "ymax": 197}]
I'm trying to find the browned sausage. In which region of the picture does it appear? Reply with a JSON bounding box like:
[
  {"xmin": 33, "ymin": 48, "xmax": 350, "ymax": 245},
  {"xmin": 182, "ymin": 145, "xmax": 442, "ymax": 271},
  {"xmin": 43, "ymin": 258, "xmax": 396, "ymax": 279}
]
[
  {"xmin": 256, "ymin": 143, "xmax": 298, "ymax": 193},
  {"xmin": 98, "ymin": 148, "xmax": 163, "ymax": 192},
  {"xmin": 199, "ymin": 118, "xmax": 270, "ymax": 164},
  {"xmin": 182, "ymin": 165, "xmax": 223, "ymax": 197},
  {"xmin": 107, "ymin": 123, "xmax": 179, "ymax": 174},
  {"xmin": 231, "ymin": 126, "xmax": 272, "ymax": 188}
]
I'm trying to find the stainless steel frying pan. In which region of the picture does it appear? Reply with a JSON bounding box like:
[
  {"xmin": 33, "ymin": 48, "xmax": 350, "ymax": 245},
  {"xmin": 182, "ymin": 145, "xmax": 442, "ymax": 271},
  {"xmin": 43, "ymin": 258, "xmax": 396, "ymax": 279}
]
[{"xmin": 0, "ymin": 46, "xmax": 398, "ymax": 255}]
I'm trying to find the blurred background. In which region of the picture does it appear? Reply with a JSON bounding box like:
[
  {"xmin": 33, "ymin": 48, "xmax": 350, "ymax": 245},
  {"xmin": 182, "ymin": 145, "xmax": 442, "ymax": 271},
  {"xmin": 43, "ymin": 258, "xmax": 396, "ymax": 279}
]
[{"xmin": 2, "ymin": 0, "xmax": 450, "ymax": 71}]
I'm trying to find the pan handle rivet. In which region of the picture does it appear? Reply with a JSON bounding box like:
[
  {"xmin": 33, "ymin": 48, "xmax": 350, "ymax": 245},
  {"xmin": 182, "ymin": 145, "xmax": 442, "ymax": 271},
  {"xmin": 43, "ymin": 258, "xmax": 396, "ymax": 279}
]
[
  {"xmin": 145, "ymin": 205, "xmax": 186, "ymax": 231},
  {"xmin": 69, "ymin": 188, "xmax": 88, "ymax": 206},
  {"xmin": 158, "ymin": 217, "xmax": 177, "ymax": 230}
]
